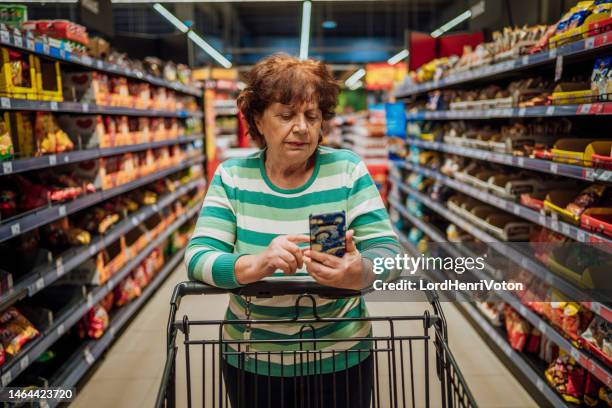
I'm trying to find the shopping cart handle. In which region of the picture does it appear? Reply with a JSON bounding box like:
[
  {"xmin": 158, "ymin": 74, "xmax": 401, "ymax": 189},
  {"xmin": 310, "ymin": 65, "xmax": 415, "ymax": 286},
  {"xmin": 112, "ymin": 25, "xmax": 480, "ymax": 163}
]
[
  {"xmin": 171, "ymin": 277, "xmax": 362, "ymax": 306},
  {"xmin": 233, "ymin": 276, "xmax": 362, "ymax": 299}
]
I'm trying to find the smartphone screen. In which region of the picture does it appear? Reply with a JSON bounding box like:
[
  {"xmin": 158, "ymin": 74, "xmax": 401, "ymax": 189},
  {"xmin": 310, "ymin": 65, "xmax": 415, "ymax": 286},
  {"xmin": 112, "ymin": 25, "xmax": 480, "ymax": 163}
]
[{"xmin": 309, "ymin": 211, "xmax": 346, "ymax": 257}]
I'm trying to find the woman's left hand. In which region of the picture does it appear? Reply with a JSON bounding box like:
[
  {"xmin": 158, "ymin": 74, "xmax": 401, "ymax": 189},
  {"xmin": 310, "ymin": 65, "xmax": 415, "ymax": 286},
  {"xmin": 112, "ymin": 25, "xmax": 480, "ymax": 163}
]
[{"xmin": 303, "ymin": 230, "xmax": 373, "ymax": 290}]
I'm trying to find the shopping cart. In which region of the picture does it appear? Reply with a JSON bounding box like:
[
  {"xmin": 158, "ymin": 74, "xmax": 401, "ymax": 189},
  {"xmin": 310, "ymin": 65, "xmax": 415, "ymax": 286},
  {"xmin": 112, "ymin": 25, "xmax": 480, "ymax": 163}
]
[{"xmin": 155, "ymin": 277, "xmax": 477, "ymax": 408}]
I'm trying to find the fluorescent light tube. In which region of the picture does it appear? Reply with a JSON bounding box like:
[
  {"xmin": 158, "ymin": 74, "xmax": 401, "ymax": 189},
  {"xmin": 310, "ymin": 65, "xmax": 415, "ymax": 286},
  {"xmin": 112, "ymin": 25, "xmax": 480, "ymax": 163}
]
[
  {"xmin": 387, "ymin": 49, "xmax": 409, "ymax": 65},
  {"xmin": 188, "ymin": 31, "xmax": 233, "ymax": 69},
  {"xmin": 431, "ymin": 9, "xmax": 472, "ymax": 38},
  {"xmin": 348, "ymin": 80, "xmax": 363, "ymax": 91},
  {"xmin": 153, "ymin": 3, "xmax": 189, "ymax": 33},
  {"xmin": 345, "ymin": 68, "xmax": 366, "ymax": 88},
  {"xmin": 299, "ymin": 1, "xmax": 312, "ymax": 60}
]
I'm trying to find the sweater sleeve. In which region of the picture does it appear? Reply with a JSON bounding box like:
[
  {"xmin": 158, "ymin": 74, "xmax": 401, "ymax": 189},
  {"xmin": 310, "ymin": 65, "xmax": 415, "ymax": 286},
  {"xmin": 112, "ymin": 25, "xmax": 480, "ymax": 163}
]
[
  {"xmin": 347, "ymin": 159, "xmax": 402, "ymax": 283},
  {"xmin": 184, "ymin": 165, "xmax": 243, "ymax": 289}
]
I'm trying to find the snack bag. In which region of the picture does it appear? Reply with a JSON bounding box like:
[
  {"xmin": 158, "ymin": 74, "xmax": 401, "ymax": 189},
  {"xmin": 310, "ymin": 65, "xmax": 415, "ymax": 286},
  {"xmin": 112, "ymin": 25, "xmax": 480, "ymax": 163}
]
[
  {"xmin": 78, "ymin": 305, "xmax": 109, "ymax": 339},
  {"xmin": 114, "ymin": 276, "xmax": 141, "ymax": 307},
  {"xmin": 35, "ymin": 112, "xmax": 74, "ymax": 155},
  {"xmin": 0, "ymin": 115, "xmax": 13, "ymax": 161},
  {"xmin": 566, "ymin": 184, "xmax": 609, "ymax": 217},
  {"xmin": 0, "ymin": 307, "xmax": 40, "ymax": 355}
]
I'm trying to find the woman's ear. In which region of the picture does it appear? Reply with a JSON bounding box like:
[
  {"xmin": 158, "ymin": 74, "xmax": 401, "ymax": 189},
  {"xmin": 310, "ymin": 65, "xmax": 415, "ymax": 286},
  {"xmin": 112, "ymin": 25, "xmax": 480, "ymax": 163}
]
[{"xmin": 254, "ymin": 112, "xmax": 264, "ymax": 136}]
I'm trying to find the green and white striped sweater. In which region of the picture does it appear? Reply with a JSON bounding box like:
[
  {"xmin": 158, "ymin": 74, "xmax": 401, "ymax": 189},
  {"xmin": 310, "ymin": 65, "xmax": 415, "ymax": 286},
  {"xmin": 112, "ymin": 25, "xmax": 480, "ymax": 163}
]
[{"xmin": 185, "ymin": 146, "xmax": 401, "ymax": 376}]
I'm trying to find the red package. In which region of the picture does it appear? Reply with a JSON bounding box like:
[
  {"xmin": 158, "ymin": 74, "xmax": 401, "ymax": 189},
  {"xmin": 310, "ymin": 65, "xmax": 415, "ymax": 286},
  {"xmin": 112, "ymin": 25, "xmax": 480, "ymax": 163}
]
[
  {"xmin": 132, "ymin": 265, "xmax": 149, "ymax": 290},
  {"xmin": 100, "ymin": 292, "xmax": 114, "ymax": 313},
  {"xmin": 545, "ymin": 355, "xmax": 586, "ymax": 404},
  {"xmin": 0, "ymin": 307, "xmax": 40, "ymax": 356},
  {"xmin": 0, "ymin": 343, "xmax": 4, "ymax": 367},
  {"xmin": 504, "ymin": 306, "xmax": 530, "ymax": 352},
  {"xmin": 525, "ymin": 328, "xmax": 541, "ymax": 354},
  {"xmin": 114, "ymin": 276, "xmax": 141, "ymax": 307},
  {"xmin": 78, "ymin": 305, "xmax": 109, "ymax": 340}
]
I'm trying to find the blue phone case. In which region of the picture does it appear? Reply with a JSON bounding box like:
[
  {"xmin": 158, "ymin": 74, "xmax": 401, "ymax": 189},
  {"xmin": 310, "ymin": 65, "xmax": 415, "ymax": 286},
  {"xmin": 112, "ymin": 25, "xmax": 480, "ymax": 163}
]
[{"xmin": 309, "ymin": 211, "xmax": 346, "ymax": 257}]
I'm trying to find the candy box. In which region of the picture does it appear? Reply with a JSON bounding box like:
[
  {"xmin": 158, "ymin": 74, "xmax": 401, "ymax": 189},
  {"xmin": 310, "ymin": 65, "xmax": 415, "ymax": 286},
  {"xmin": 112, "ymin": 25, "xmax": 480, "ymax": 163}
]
[
  {"xmin": 0, "ymin": 47, "xmax": 37, "ymax": 99},
  {"xmin": 591, "ymin": 57, "xmax": 612, "ymax": 101}
]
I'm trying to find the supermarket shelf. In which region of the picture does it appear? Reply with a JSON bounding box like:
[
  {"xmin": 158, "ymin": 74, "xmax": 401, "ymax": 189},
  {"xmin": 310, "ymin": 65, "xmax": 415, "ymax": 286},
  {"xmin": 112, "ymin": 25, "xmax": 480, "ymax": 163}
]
[
  {"xmin": 0, "ymin": 97, "xmax": 202, "ymax": 118},
  {"xmin": 392, "ymin": 224, "xmax": 569, "ymax": 406},
  {"xmin": 460, "ymin": 302, "xmax": 568, "ymax": 407},
  {"xmin": 406, "ymin": 103, "xmax": 612, "ymax": 121},
  {"xmin": 389, "ymin": 173, "xmax": 612, "ymax": 318},
  {"xmin": 395, "ymin": 31, "xmax": 612, "ymax": 98},
  {"xmin": 46, "ymin": 246, "xmax": 185, "ymax": 406},
  {"xmin": 215, "ymin": 107, "xmax": 238, "ymax": 116},
  {"xmin": 391, "ymin": 197, "xmax": 612, "ymax": 389},
  {"xmin": 0, "ymin": 28, "xmax": 202, "ymax": 97},
  {"xmin": 0, "ymin": 155, "xmax": 204, "ymax": 244},
  {"xmin": 398, "ymin": 160, "xmax": 612, "ymax": 245},
  {"xmin": 406, "ymin": 138, "xmax": 612, "ymax": 183},
  {"xmin": 0, "ymin": 202, "xmax": 200, "ymax": 387},
  {"xmin": 0, "ymin": 134, "xmax": 203, "ymax": 176},
  {"xmin": 0, "ymin": 178, "xmax": 204, "ymax": 312}
]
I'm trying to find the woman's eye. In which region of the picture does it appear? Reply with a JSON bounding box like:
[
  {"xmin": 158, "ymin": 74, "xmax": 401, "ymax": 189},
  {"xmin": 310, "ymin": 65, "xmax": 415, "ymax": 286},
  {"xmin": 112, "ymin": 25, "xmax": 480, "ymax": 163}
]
[{"xmin": 279, "ymin": 113, "xmax": 292, "ymax": 120}]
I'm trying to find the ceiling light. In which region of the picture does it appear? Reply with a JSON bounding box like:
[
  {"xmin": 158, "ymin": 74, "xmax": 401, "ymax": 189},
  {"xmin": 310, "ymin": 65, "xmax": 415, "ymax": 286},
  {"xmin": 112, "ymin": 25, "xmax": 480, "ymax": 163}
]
[
  {"xmin": 348, "ymin": 80, "xmax": 363, "ymax": 91},
  {"xmin": 430, "ymin": 9, "xmax": 472, "ymax": 38},
  {"xmin": 299, "ymin": 1, "xmax": 312, "ymax": 60},
  {"xmin": 322, "ymin": 20, "xmax": 337, "ymax": 29},
  {"xmin": 345, "ymin": 68, "xmax": 365, "ymax": 88},
  {"xmin": 153, "ymin": 3, "xmax": 189, "ymax": 33},
  {"xmin": 387, "ymin": 49, "xmax": 409, "ymax": 65},
  {"xmin": 187, "ymin": 31, "xmax": 232, "ymax": 68}
]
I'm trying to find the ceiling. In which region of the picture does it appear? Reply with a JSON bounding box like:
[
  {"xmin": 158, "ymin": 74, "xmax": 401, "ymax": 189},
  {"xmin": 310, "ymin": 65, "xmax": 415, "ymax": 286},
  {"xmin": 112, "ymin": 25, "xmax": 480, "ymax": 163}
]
[{"xmin": 27, "ymin": 0, "xmax": 463, "ymax": 65}]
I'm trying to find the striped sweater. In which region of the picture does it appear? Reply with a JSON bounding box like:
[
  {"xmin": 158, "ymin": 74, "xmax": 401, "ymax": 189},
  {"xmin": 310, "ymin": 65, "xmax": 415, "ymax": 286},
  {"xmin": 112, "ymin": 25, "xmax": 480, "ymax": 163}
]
[{"xmin": 185, "ymin": 146, "xmax": 401, "ymax": 375}]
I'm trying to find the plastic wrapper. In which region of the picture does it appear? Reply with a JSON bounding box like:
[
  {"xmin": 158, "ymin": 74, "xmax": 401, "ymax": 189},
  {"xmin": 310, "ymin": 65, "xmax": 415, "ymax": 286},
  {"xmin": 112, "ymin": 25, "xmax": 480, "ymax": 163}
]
[
  {"xmin": 114, "ymin": 276, "xmax": 141, "ymax": 307},
  {"xmin": 0, "ymin": 307, "xmax": 40, "ymax": 355},
  {"xmin": 78, "ymin": 305, "xmax": 109, "ymax": 340}
]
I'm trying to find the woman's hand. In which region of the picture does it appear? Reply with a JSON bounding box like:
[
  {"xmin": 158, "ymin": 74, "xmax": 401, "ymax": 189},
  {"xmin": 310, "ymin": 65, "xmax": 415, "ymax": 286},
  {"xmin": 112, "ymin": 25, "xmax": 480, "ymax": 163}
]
[
  {"xmin": 235, "ymin": 234, "xmax": 310, "ymax": 285},
  {"xmin": 303, "ymin": 230, "xmax": 374, "ymax": 290}
]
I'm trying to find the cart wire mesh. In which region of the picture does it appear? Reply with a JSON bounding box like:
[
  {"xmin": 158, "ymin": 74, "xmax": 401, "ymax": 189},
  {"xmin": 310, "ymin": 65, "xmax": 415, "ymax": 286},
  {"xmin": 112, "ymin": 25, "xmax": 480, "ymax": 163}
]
[{"xmin": 156, "ymin": 280, "xmax": 477, "ymax": 408}]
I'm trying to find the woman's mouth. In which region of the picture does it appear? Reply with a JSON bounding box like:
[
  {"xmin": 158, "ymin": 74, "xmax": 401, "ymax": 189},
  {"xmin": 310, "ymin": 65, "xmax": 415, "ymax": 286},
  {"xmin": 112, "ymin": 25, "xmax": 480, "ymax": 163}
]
[{"xmin": 284, "ymin": 141, "xmax": 308, "ymax": 148}]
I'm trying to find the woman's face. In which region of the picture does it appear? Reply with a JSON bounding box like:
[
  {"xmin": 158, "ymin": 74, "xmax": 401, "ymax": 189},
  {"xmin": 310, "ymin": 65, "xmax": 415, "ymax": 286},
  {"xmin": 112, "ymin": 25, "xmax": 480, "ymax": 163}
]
[{"xmin": 255, "ymin": 102, "xmax": 322, "ymax": 163}]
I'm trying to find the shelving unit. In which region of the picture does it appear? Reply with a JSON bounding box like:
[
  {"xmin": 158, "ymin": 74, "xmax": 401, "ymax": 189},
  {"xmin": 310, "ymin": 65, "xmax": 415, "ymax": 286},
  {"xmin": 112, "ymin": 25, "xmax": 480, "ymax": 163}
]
[
  {"xmin": 395, "ymin": 31, "xmax": 612, "ymax": 98},
  {"xmin": 391, "ymin": 29, "xmax": 612, "ymax": 404},
  {"xmin": 392, "ymin": 224, "xmax": 569, "ymax": 407},
  {"xmin": 0, "ymin": 27, "xmax": 207, "ymax": 394},
  {"xmin": 0, "ymin": 26, "xmax": 202, "ymax": 98}
]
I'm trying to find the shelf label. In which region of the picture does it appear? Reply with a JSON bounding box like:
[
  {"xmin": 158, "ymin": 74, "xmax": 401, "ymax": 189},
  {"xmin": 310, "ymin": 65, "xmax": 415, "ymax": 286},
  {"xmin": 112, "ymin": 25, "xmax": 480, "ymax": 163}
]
[
  {"xmin": 545, "ymin": 106, "xmax": 555, "ymax": 116},
  {"xmin": 131, "ymin": 217, "xmax": 138, "ymax": 226},
  {"xmin": 2, "ymin": 161, "xmax": 12, "ymax": 174},
  {"xmin": 42, "ymin": 43, "xmax": 49, "ymax": 54},
  {"xmin": 577, "ymin": 229, "xmax": 586, "ymax": 242},
  {"xmin": 1, "ymin": 97, "xmax": 11, "ymax": 109},
  {"xmin": 13, "ymin": 34, "xmax": 22, "ymax": 48},
  {"xmin": 585, "ymin": 37, "xmax": 595, "ymax": 50},
  {"xmin": 87, "ymin": 293, "xmax": 93, "ymax": 308},
  {"xmin": 570, "ymin": 348, "xmax": 581, "ymax": 363},
  {"xmin": 84, "ymin": 348, "xmax": 95, "ymax": 365},
  {"xmin": 57, "ymin": 323, "xmax": 65, "ymax": 336},
  {"xmin": 578, "ymin": 104, "xmax": 592, "ymax": 114},
  {"xmin": 49, "ymin": 101, "xmax": 58, "ymax": 111},
  {"xmin": 561, "ymin": 224, "xmax": 570, "ymax": 235},
  {"xmin": 35, "ymin": 277, "xmax": 44, "ymax": 291},
  {"xmin": 96, "ymin": 60, "xmax": 103, "ymax": 69},
  {"xmin": 1, "ymin": 371, "xmax": 12, "ymax": 386},
  {"xmin": 521, "ymin": 56, "xmax": 529, "ymax": 66},
  {"xmin": 25, "ymin": 38, "xmax": 34, "ymax": 50},
  {"xmin": 48, "ymin": 154, "xmax": 57, "ymax": 166},
  {"xmin": 518, "ymin": 107, "xmax": 526, "ymax": 117},
  {"xmin": 0, "ymin": 30, "xmax": 8, "ymax": 43},
  {"xmin": 536, "ymin": 378, "xmax": 545, "ymax": 392},
  {"xmin": 517, "ymin": 157, "xmax": 525, "ymax": 167},
  {"xmin": 82, "ymin": 55, "xmax": 93, "ymax": 66},
  {"xmin": 555, "ymin": 55, "xmax": 564, "ymax": 82},
  {"xmin": 89, "ymin": 244, "xmax": 97, "ymax": 256},
  {"xmin": 109, "ymin": 325, "xmax": 117, "ymax": 337},
  {"xmin": 548, "ymin": 47, "xmax": 557, "ymax": 59},
  {"xmin": 538, "ymin": 214, "xmax": 546, "ymax": 226},
  {"xmin": 10, "ymin": 223, "xmax": 20, "ymax": 236},
  {"xmin": 551, "ymin": 218, "xmax": 560, "ymax": 232},
  {"xmin": 58, "ymin": 205, "xmax": 66, "ymax": 217},
  {"xmin": 537, "ymin": 320, "xmax": 547, "ymax": 334},
  {"xmin": 82, "ymin": 103, "xmax": 89, "ymax": 112},
  {"xmin": 597, "ymin": 170, "xmax": 612, "ymax": 182},
  {"xmin": 550, "ymin": 163, "xmax": 558, "ymax": 174},
  {"xmin": 56, "ymin": 258, "xmax": 64, "ymax": 278},
  {"xmin": 513, "ymin": 205, "xmax": 521, "ymax": 216},
  {"xmin": 19, "ymin": 355, "xmax": 29, "ymax": 371},
  {"xmin": 591, "ymin": 302, "xmax": 601, "ymax": 314},
  {"xmin": 59, "ymin": 49, "xmax": 66, "ymax": 59}
]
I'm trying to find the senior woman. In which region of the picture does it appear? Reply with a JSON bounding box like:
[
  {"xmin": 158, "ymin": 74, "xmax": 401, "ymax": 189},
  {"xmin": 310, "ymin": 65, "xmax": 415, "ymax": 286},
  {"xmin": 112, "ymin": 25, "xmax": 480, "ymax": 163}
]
[{"xmin": 185, "ymin": 53, "xmax": 401, "ymax": 407}]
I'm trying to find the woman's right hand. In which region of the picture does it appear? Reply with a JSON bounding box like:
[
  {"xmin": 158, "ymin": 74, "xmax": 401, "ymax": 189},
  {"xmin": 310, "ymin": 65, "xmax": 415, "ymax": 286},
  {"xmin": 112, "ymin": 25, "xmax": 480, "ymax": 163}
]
[{"xmin": 235, "ymin": 235, "xmax": 310, "ymax": 285}]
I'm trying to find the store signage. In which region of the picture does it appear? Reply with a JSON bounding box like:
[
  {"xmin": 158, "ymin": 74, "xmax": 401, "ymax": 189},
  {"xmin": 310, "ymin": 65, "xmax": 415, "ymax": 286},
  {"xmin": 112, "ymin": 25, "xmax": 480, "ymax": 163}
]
[{"xmin": 365, "ymin": 62, "xmax": 406, "ymax": 90}]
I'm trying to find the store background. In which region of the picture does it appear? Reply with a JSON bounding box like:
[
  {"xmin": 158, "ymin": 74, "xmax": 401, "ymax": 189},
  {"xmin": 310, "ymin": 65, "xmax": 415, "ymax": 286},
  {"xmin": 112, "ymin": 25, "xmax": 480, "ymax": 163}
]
[{"xmin": 0, "ymin": 0, "xmax": 610, "ymax": 407}]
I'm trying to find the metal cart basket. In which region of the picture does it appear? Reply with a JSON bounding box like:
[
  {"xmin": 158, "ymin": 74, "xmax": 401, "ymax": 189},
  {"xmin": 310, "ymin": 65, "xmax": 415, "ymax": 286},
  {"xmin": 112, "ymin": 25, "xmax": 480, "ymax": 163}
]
[{"xmin": 155, "ymin": 277, "xmax": 477, "ymax": 408}]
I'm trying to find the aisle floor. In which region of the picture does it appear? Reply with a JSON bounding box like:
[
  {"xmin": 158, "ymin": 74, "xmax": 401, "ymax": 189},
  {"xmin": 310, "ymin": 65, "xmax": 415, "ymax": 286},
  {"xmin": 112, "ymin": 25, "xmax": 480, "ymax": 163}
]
[{"xmin": 72, "ymin": 265, "xmax": 537, "ymax": 408}]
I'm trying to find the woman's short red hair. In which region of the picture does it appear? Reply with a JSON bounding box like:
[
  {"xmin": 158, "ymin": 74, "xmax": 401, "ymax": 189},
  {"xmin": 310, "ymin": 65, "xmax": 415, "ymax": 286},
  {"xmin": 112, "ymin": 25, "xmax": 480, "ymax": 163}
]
[{"xmin": 237, "ymin": 53, "xmax": 340, "ymax": 147}]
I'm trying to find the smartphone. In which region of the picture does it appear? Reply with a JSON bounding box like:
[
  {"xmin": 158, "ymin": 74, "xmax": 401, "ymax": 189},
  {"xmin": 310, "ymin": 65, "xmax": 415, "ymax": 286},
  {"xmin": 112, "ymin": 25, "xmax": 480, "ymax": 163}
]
[{"xmin": 309, "ymin": 211, "xmax": 346, "ymax": 257}]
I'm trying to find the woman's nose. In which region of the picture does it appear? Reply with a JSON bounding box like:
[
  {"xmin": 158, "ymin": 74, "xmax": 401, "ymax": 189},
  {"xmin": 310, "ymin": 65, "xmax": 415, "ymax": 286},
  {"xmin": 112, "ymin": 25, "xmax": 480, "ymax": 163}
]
[{"xmin": 293, "ymin": 114, "xmax": 308, "ymax": 133}]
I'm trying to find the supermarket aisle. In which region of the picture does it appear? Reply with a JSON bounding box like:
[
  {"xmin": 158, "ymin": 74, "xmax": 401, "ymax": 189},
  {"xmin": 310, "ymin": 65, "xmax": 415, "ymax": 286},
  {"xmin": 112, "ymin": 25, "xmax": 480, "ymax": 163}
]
[{"xmin": 72, "ymin": 263, "xmax": 536, "ymax": 407}]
